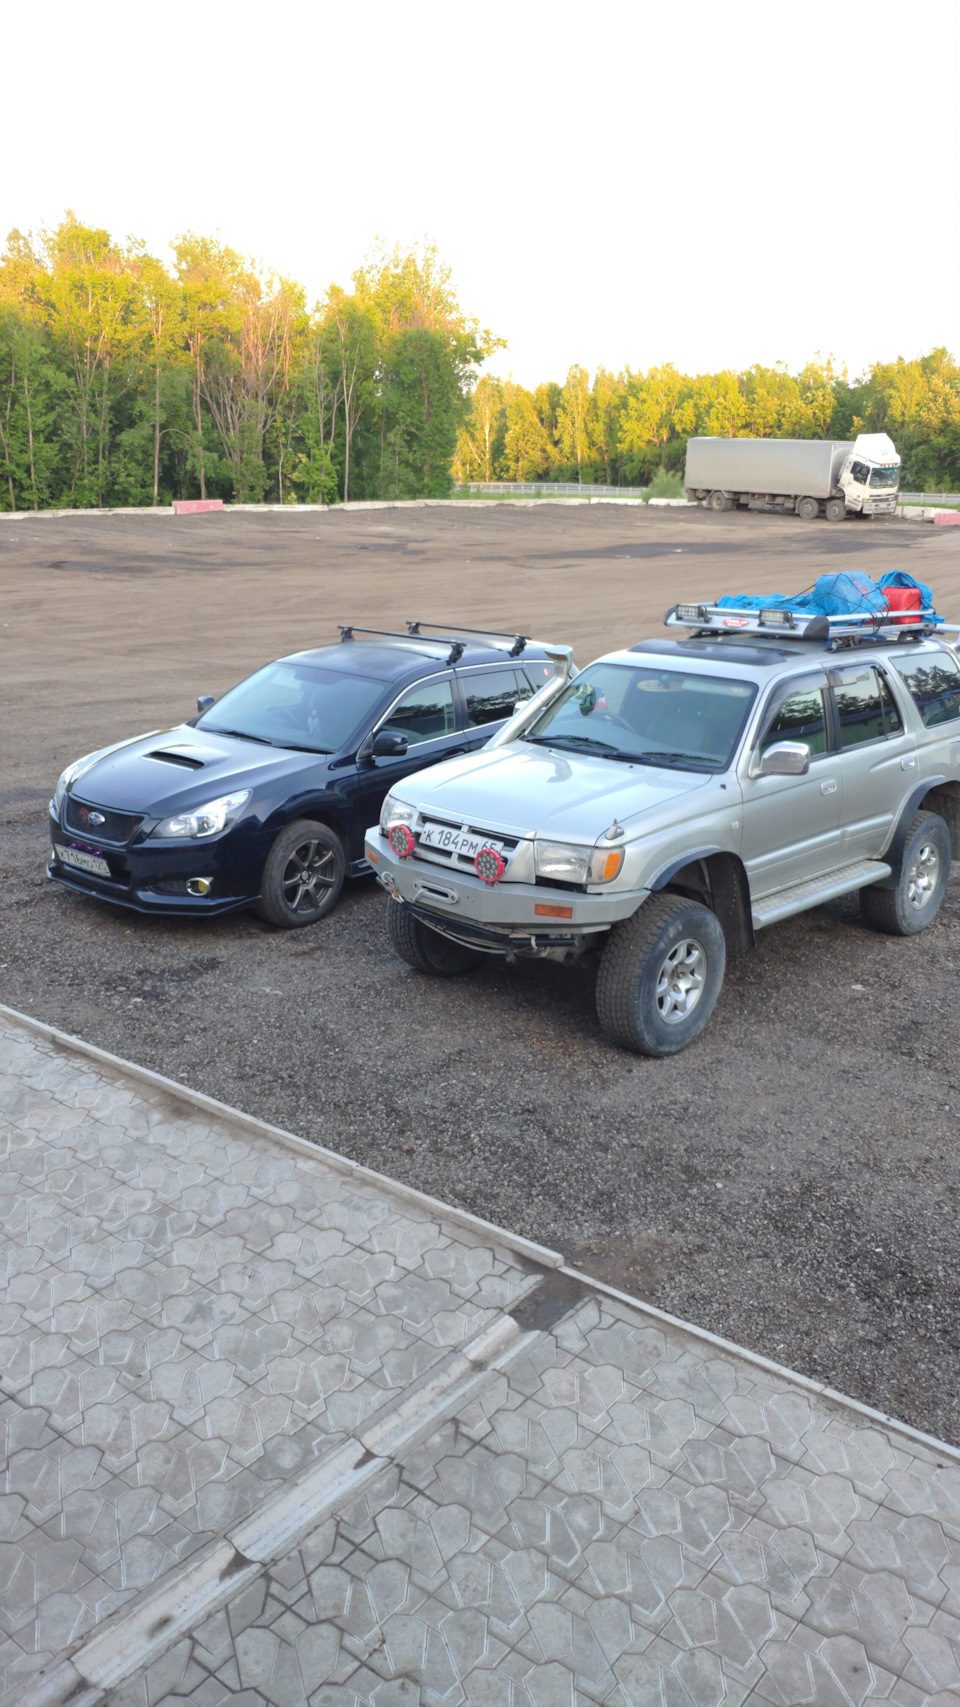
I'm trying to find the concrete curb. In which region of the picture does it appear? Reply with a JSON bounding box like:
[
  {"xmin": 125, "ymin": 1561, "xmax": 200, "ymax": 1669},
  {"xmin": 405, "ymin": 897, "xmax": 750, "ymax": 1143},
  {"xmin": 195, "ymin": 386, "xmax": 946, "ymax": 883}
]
[{"xmin": 3, "ymin": 1000, "xmax": 957, "ymax": 1468}]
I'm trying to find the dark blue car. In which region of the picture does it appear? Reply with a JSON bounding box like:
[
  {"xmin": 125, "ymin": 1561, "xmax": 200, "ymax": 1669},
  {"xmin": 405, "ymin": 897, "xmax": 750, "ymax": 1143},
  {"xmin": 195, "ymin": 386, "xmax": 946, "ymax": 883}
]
[{"xmin": 48, "ymin": 623, "xmax": 569, "ymax": 927}]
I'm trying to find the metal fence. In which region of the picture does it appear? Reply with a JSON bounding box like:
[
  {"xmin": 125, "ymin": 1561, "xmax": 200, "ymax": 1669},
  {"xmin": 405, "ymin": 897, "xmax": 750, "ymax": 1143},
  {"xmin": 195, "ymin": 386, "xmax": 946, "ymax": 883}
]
[
  {"xmin": 455, "ymin": 481, "xmax": 652, "ymax": 499},
  {"xmin": 899, "ymin": 492, "xmax": 960, "ymax": 505}
]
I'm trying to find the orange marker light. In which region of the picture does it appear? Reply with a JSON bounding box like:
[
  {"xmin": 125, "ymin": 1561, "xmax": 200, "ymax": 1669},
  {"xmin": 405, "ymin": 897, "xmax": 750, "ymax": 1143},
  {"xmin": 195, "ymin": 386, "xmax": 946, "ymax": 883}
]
[
  {"xmin": 534, "ymin": 903, "xmax": 574, "ymax": 919},
  {"xmin": 600, "ymin": 852, "xmax": 621, "ymax": 881}
]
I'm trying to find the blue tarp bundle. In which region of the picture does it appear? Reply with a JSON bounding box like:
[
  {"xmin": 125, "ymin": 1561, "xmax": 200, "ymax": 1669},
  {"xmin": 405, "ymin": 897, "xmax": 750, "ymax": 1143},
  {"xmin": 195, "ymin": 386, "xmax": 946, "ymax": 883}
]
[{"xmin": 716, "ymin": 570, "xmax": 940, "ymax": 622}]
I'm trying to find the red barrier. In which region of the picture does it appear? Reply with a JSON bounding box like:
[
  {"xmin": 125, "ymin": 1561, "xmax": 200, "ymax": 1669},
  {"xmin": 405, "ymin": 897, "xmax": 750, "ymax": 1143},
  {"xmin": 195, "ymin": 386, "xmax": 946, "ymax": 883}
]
[
  {"xmin": 173, "ymin": 499, "xmax": 224, "ymax": 516},
  {"xmin": 933, "ymin": 510, "xmax": 960, "ymax": 526}
]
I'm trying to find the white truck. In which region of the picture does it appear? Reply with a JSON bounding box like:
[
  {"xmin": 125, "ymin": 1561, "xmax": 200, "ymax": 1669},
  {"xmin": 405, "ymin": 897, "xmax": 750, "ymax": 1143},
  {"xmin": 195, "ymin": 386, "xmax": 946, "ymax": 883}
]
[{"xmin": 685, "ymin": 433, "xmax": 900, "ymax": 521}]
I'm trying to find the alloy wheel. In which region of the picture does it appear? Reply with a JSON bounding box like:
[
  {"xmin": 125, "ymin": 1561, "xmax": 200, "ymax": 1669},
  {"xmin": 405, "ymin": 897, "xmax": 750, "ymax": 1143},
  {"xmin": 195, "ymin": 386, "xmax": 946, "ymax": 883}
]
[
  {"xmin": 905, "ymin": 842, "xmax": 940, "ymax": 909},
  {"xmin": 281, "ymin": 839, "xmax": 339, "ymax": 913},
  {"xmin": 655, "ymin": 938, "xmax": 706, "ymax": 1023}
]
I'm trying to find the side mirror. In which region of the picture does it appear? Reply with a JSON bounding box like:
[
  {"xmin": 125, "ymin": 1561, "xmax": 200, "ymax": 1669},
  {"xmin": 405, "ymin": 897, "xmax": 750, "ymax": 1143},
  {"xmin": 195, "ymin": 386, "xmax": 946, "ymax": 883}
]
[
  {"xmin": 371, "ymin": 731, "xmax": 408, "ymax": 758},
  {"xmin": 759, "ymin": 740, "xmax": 810, "ymax": 777},
  {"xmin": 196, "ymin": 695, "xmax": 216, "ymax": 715}
]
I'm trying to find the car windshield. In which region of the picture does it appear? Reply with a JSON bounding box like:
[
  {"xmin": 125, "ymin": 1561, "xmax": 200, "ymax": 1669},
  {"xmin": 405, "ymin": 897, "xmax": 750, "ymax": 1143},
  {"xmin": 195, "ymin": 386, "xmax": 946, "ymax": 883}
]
[
  {"xmin": 523, "ymin": 661, "xmax": 757, "ymax": 770},
  {"xmin": 869, "ymin": 465, "xmax": 900, "ymax": 489},
  {"xmin": 198, "ymin": 662, "xmax": 387, "ymax": 752}
]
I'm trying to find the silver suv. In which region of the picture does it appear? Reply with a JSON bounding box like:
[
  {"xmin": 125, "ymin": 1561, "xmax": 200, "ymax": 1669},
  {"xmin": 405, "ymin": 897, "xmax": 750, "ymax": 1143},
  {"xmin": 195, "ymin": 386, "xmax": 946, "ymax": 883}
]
[{"xmin": 367, "ymin": 603, "xmax": 960, "ymax": 1055}]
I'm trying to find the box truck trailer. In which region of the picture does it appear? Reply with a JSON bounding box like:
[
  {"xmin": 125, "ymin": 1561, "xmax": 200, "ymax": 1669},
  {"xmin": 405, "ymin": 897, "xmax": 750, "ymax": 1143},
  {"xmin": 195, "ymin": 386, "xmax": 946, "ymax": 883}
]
[{"xmin": 684, "ymin": 433, "xmax": 900, "ymax": 520}]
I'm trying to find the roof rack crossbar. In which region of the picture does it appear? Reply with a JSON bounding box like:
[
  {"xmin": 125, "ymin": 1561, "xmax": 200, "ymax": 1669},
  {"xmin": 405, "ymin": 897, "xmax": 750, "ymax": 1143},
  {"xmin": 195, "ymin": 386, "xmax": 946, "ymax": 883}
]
[
  {"xmin": 407, "ymin": 620, "xmax": 528, "ymax": 657},
  {"xmin": 337, "ymin": 624, "xmax": 464, "ymax": 665}
]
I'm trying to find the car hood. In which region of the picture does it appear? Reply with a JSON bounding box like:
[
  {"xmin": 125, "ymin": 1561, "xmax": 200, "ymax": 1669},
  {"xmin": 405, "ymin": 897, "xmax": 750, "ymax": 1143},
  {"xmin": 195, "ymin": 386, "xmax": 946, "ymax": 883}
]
[
  {"xmin": 64, "ymin": 725, "xmax": 332, "ymax": 815},
  {"xmin": 396, "ymin": 741, "xmax": 711, "ymax": 840}
]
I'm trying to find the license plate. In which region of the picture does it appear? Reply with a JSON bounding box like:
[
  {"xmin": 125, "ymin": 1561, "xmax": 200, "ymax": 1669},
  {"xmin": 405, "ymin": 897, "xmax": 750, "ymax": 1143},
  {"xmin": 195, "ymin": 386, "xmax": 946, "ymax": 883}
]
[
  {"xmin": 56, "ymin": 842, "xmax": 111, "ymax": 878},
  {"xmin": 418, "ymin": 823, "xmax": 503, "ymax": 861}
]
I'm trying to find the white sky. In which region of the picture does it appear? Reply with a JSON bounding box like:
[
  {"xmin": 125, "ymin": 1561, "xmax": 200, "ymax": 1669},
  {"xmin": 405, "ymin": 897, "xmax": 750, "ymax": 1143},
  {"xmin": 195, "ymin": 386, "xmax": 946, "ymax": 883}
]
[{"xmin": 6, "ymin": 0, "xmax": 959, "ymax": 389}]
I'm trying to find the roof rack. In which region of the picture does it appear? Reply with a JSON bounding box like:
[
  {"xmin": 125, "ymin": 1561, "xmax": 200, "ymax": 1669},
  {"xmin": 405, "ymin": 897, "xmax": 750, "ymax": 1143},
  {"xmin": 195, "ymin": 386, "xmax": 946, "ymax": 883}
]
[
  {"xmin": 407, "ymin": 620, "xmax": 528, "ymax": 657},
  {"xmin": 665, "ymin": 603, "xmax": 945, "ymax": 650},
  {"xmin": 338, "ymin": 625, "xmax": 465, "ymax": 666}
]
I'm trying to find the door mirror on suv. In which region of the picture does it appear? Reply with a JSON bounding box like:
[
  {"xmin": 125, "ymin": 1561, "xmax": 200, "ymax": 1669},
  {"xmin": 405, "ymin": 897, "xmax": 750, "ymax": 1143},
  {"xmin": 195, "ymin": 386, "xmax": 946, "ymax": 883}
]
[
  {"xmin": 196, "ymin": 695, "xmax": 216, "ymax": 715},
  {"xmin": 759, "ymin": 740, "xmax": 810, "ymax": 776},
  {"xmin": 370, "ymin": 731, "xmax": 409, "ymax": 758}
]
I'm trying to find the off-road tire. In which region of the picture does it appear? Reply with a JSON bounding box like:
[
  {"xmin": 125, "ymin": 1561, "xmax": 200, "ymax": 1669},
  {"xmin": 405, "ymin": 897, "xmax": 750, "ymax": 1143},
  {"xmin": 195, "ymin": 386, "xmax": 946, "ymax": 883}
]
[
  {"xmin": 255, "ymin": 819, "xmax": 346, "ymax": 927},
  {"xmin": 595, "ymin": 894, "xmax": 726, "ymax": 1057},
  {"xmin": 860, "ymin": 809, "xmax": 950, "ymax": 936},
  {"xmin": 825, "ymin": 497, "xmax": 847, "ymax": 522},
  {"xmin": 387, "ymin": 903, "xmax": 485, "ymax": 975},
  {"xmin": 797, "ymin": 496, "xmax": 820, "ymax": 521}
]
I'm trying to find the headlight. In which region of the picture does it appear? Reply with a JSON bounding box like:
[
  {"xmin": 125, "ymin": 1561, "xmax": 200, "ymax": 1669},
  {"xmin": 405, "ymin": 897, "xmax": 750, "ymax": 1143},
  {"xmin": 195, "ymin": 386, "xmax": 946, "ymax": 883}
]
[
  {"xmin": 380, "ymin": 794, "xmax": 416, "ymax": 835},
  {"xmin": 51, "ymin": 755, "xmax": 94, "ymax": 815},
  {"xmin": 534, "ymin": 841, "xmax": 624, "ymax": 885},
  {"xmin": 151, "ymin": 790, "xmax": 251, "ymax": 839}
]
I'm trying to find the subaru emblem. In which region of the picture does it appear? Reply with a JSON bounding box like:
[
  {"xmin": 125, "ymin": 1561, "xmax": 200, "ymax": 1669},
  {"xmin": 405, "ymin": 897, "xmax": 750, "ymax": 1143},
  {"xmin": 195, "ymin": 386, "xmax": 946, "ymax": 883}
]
[{"xmin": 89, "ymin": 811, "xmax": 106, "ymax": 826}]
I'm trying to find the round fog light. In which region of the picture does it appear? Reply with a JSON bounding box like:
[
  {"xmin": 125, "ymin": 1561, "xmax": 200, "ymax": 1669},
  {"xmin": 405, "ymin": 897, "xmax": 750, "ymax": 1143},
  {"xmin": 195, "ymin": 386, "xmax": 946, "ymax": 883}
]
[
  {"xmin": 186, "ymin": 878, "xmax": 212, "ymax": 897},
  {"xmin": 388, "ymin": 824, "xmax": 416, "ymax": 858},
  {"xmin": 475, "ymin": 846, "xmax": 506, "ymax": 884}
]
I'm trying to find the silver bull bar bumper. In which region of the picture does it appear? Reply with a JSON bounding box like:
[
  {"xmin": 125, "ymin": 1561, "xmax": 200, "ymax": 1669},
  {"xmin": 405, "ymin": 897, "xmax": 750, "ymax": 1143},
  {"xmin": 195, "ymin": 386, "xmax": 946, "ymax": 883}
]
[{"xmin": 366, "ymin": 830, "xmax": 647, "ymax": 958}]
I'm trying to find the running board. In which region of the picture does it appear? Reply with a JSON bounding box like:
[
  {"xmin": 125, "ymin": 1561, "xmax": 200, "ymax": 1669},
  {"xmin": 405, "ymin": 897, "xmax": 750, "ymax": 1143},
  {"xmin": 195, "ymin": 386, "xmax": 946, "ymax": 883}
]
[{"xmin": 752, "ymin": 859, "xmax": 891, "ymax": 929}]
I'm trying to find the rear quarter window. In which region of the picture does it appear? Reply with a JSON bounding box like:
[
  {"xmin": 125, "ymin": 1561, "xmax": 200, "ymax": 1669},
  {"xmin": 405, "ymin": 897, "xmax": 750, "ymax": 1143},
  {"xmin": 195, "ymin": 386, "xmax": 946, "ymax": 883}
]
[{"xmin": 894, "ymin": 652, "xmax": 960, "ymax": 727}]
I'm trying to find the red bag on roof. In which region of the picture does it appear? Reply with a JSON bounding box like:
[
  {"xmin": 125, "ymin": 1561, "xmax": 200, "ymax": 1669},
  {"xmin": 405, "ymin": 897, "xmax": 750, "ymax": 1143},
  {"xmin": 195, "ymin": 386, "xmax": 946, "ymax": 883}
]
[{"xmin": 883, "ymin": 586, "xmax": 921, "ymax": 626}]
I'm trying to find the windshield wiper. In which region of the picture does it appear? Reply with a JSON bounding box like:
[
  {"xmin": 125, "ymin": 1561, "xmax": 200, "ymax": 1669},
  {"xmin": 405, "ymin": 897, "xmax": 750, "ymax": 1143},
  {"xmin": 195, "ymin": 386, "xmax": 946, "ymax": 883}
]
[
  {"xmin": 273, "ymin": 741, "xmax": 332, "ymax": 754},
  {"xmin": 523, "ymin": 734, "xmax": 620, "ymax": 755},
  {"xmin": 203, "ymin": 726, "xmax": 274, "ymax": 745},
  {"xmin": 638, "ymin": 751, "xmax": 714, "ymax": 769}
]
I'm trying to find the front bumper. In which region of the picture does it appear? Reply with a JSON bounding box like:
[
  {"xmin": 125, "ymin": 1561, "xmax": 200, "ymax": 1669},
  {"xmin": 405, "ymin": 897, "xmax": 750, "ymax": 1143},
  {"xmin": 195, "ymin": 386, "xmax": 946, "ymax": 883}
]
[
  {"xmin": 48, "ymin": 813, "xmax": 260, "ymax": 917},
  {"xmin": 366, "ymin": 829, "xmax": 647, "ymax": 951}
]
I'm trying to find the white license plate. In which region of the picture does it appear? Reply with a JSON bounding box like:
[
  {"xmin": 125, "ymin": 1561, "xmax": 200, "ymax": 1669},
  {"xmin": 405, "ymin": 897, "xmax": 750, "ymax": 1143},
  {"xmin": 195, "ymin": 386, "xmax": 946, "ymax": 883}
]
[
  {"xmin": 56, "ymin": 843, "xmax": 111, "ymax": 878},
  {"xmin": 419, "ymin": 824, "xmax": 503, "ymax": 861}
]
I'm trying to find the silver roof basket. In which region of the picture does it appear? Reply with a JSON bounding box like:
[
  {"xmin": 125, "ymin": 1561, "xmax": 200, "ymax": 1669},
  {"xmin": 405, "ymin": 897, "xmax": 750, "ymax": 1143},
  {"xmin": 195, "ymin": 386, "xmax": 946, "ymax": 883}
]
[{"xmin": 665, "ymin": 602, "xmax": 944, "ymax": 646}]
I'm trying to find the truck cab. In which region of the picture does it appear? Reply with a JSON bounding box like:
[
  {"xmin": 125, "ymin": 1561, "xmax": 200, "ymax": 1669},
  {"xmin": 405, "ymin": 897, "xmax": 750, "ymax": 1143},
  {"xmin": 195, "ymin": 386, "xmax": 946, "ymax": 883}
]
[{"xmin": 837, "ymin": 433, "xmax": 901, "ymax": 516}]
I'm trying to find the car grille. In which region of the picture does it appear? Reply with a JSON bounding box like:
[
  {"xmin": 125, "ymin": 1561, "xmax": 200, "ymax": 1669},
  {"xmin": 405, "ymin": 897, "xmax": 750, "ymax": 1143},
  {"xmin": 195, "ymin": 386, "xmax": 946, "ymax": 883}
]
[{"xmin": 64, "ymin": 796, "xmax": 144, "ymax": 845}]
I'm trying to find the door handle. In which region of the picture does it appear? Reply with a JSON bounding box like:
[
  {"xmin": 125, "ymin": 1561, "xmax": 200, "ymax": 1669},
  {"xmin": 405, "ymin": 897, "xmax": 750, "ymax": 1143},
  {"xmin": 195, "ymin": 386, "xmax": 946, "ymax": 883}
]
[{"xmin": 820, "ymin": 778, "xmax": 837, "ymax": 795}]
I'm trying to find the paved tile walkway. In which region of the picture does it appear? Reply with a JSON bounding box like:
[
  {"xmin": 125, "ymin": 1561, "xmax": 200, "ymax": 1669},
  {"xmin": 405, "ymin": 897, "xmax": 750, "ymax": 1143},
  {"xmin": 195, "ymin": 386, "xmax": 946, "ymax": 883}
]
[{"xmin": 1, "ymin": 1008, "xmax": 958, "ymax": 1707}]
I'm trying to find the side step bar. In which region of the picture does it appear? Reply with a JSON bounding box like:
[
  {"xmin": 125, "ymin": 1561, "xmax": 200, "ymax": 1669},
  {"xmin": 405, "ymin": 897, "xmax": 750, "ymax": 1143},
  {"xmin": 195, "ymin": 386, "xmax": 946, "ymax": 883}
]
[{"xmin": 752, "ymin": 859, "xmax": 891, "ymax": 929}]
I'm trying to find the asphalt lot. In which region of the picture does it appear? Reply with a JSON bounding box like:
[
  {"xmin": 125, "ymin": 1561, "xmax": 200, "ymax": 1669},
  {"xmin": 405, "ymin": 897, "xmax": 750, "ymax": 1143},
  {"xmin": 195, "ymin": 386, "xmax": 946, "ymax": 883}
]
[{"xmin": 2, "ymin": 500, "xmax": 958, "ymax": 1445}]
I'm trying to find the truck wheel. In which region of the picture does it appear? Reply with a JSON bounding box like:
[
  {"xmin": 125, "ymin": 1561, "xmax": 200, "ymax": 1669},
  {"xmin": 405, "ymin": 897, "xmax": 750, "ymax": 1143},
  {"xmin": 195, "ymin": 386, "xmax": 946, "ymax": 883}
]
[
  {"xmin": 825, "ymin": 498, "xmax": 847, "ymax": 522},
  {"xmin": 707, "ymin": 490, "xmax": 729, "ymax": 512},
  {"xmin": 387, "ymin": 903, "xmax": 484, "ymax": 975},
  {"xmin": 255, "ymin": 820, "xmax": 346, "ymax": 927},
  {"xmin": 859, "ymin": 810, "xmax": 950, "ymax": 936},
  {"xmin": 595, "ymin": 894, "xmax": 726, "ymax": 1056},
  {"xmin": 797, "ymin": 496, "xmax": 820, "ymax": 520}
]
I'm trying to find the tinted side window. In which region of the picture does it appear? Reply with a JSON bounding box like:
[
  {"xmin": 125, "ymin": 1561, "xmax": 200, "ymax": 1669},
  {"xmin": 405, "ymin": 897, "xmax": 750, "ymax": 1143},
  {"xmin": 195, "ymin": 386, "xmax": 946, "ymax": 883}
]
[
  {"xmin": 381, "ymin": 680, "xmax": 455, "ymax": 745},
  {"xmin": 462, "ymin": 669, "xmax": 526, "ymax": 727},
  {"xmin": 834, "ymin": 668, "xmax": 885, "ymax": 748},
  {"xmin": 895, "ymin": 652, "xmax": 960, "ymax": 728},
  {"xmin": 523, "ymin": 661, "xmax": 558, "ymax": 690},
  {"xmin": 761, "ymin": 686, "xmax": 828, "ymax": 755}
]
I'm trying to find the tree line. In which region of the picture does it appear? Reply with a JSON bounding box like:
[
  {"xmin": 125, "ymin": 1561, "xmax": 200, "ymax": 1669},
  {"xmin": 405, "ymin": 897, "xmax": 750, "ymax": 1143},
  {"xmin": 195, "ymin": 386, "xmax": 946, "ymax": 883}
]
[
  {"xmin": 0, "ymin": 218, "xmax": 496, "ymax": 511},
  {"xmin": 453, "ymin": 352, "xmax": 960, "ymax": 493},
  {"xmin": 1, "ymin": 216, "xmax": 957, "ymax": 511}
]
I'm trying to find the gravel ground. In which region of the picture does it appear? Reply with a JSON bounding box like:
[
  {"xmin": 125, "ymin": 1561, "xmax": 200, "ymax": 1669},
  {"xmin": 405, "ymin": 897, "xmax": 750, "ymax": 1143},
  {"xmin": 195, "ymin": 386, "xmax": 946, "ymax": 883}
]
[{"xmin": 2, "ymin": 501, "xmax": 958, "ymax": 1444}]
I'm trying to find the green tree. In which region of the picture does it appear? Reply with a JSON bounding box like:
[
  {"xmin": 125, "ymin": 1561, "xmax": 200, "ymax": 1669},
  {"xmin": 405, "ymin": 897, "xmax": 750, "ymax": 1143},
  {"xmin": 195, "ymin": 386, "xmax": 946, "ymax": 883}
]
[
  {"xmin": 557, "ymin": 364, "xmax": 592, "ymax": 484},
  {"xmin": 453, "ymin": 373, "xmax": 504, "ymax": 481},
  {"xmin": 380, "ymin": 327, "xmax": 465, "ymax": 497},
  {"xmin": 500, "ymin": 382, "xmax": 553, "ymax": 481}
]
